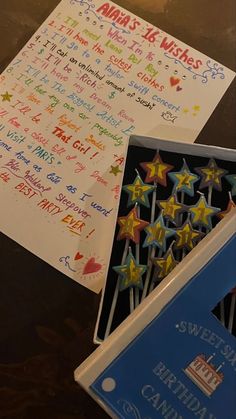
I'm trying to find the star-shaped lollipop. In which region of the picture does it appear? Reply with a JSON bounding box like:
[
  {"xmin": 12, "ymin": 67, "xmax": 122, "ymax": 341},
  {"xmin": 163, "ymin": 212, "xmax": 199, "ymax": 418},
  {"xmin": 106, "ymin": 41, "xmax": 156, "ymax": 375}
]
[
  {"xmin": 174, "ymin": 219, "xmax": 204, "ymax": 251},
  {"xmin": 140, "ymin": 153, "xmax": 174, "ymax": 186},
  {"xmin": 218, "ymin": 193, "xmax": 236, "ymax": 220},
  {"xmin": 189, "ymin": 194, "xmax": 220, "ymax": 229},
  {"xmin": 123, "ymin": 174, "xmax": 155, "ymax": 207},
  {"xmin": 143, "ymin": 213, "xmax": 176, "ymax": 252},
  {"xmin": 117, "ymin": 207, "xmax": 149, "ymax": 244},
  {"xmin": 113, "ymin": 252, "xmax": 146, "ymax": 291},
  {"xmin": 168, "ymin": 160, "xmax": 199, "ymax": 197},
  {"xmin": 153, "ymin": 247, "xmax": 178, "ymax": 281},
  {"xmin": 225, "ymin": 174, "xmax": 236, "ymax": 196},
  {"xmin": 195, "ymin": 158, "xmax": 228, "ymax": 191},
  {"xmin": 157, "ymin": 195, "xmax": 186, "ymax": 224}
]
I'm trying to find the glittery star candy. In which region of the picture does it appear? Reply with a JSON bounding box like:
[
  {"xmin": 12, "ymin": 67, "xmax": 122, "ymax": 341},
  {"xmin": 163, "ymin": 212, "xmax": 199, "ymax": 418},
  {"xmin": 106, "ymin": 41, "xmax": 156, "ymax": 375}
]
[
  {"xmin": 174, "ymin": 219, "xmax": 204, "ymax": 251},
  {"xmin": 225, "ymin": 174, "xmax": 236, "ymax": 196},
  {"xmin": 117, "ymin": 207, "xmax": 149, "ymax": 244},
  {"xmin": 140, "ymin": 153, "xmax": 174, "ymax": 186},
  {"xmin": 157, "ymin": 195, "xmax": 186, "ymax": 224},
  {"xmin": 123, "ymin": 174, "xmax": 155, "ymax": 207},
  {"xmin": 189, "ymin": 194, "xmax": 220, "ymax": 229},
  {"xmin": 195, "ymin": 158, "xmax": 228, "ymax": 191},
  {"xmin": 153, "ymin": 247, "xmax": 178, "ymax": 281},
  {"xmin": 143, "ymin": 213, "xmax": 176, "ymax": 251},
  {"xmin": 168, "ymin": 160, "xmax": 199, "ymax": 197},
  {"xmin": 113, "ymin": 252, "xmax": 146, "ymax": 291}
]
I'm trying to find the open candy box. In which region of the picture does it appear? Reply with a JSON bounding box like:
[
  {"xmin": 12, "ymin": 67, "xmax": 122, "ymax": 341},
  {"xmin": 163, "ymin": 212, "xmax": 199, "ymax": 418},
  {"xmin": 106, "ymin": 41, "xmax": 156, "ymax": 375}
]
[{"xmin": 95, "ymin": 136, "xmax": 236, "ymax": 343}]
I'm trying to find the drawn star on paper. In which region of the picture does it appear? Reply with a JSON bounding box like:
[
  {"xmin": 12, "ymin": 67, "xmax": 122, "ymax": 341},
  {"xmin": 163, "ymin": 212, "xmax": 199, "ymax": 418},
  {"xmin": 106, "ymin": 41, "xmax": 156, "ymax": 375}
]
[
  {"xmin": 189, "ymin": 195, "xmax": 220, "ymax": 229},
  {"xmin": 157, "ymin": 195, "xmax": 185, "ymax": 224},
  {"xmin": 175, "ymin": 220, "xmax": 204, "ymax": 251},
  {"xmin": 113, "ymin": 253, "xmax": 146, "ymax": 291},
  {"xmin": 183, "ymin": 108, "xmax": 189, "ymax": 114},
  {"xmin": 140, "ymin": 153, "xmax": 174, "ymax": 186},
  {"xmin": 225, "ymin": 174, "xmax": 236, "ymax": 196},
  {"xmin": 195, "ymin": 158, "xmax": 228, "ymax": 191},
  {"xmin": 153, "ymin": 248, "xmax": 178, "ymax": 281},
  {"xmin": 117, "ymin": 207, "xmax": 149, "ymax": 244},
  {"xmin": 123, "ymin": 175, "xmax": 155, "ymax": 208},
  {"xmin": 1, "ymin": 91, "xmax": 12, "ymax": 102},
  {"xmin": 193, "ymin": 105, "xmax": 200, "ymax": 112},
  {"xmin": 168, "ymin": 160, "xmax": 199, "ymax": 197},
  {"xmin": 143, "ymin": 213, "xmax": 176, "ymax": 252},
  {"xmin": 110, "ymin": 165, "xmax": 122, "ymax": 176},
  {"xmin": 218, "ymin": 199, "xmax": 236, "ymax": 220}
]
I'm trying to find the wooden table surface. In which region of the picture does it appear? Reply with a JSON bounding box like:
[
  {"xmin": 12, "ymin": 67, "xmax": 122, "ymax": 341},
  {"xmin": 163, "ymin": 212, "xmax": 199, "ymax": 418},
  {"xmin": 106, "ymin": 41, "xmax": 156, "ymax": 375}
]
[{"xmin": 0, "ymin": 1, "xmax": 235, "ymax": 418}]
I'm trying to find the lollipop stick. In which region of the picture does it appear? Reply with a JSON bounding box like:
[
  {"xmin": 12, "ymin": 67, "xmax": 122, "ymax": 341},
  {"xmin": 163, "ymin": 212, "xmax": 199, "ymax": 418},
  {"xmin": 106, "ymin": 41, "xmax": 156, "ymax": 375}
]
[
  {"xmin": 208, "ymin": 184, "xmax": 213, "ymax": 205},
  {"xmin": 228, "ymin": 294, "xmax": 236, "ymax": 334},
  {"xmin": 141, "ymin": 246, "xmax": 155, "ymax": 301},
  {"xmin": 149, "ymin": 248, "xmax": 163, "ymax": 293},
  {"xmin": 141, "ymin": 182, "xmax": 157, "ymax": 301},
  {"xmin": 135, "ymin": 206, "xmax": 141, "ymax": 308},
  {"xmin": 129, "ymin": 288, "xmax": 135, "ymax": 313},
  {"xmin": 104, "ymin": 239, "xmax": 130, "ymax": 339}
]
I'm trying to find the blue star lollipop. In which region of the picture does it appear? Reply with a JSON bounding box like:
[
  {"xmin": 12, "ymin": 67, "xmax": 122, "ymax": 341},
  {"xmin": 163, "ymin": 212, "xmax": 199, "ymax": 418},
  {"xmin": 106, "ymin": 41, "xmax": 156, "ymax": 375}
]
[
  {"xmin": 225, "ymin": 174, "xmax": 236, "ymax": 196},
  {"xmin": 113, "ymin": 252, "xmax": 146, "ymax": 291},
  {"xmin": 143, "ymin": 213, "xmax": 176, "ymax": 252},
  {"xmin": 168, "ymin": 159, "xmax": 199, "ymax": 197},
  {"xmin": 123, "ymin": 174, "xmax": 155, "ymax": 207}
]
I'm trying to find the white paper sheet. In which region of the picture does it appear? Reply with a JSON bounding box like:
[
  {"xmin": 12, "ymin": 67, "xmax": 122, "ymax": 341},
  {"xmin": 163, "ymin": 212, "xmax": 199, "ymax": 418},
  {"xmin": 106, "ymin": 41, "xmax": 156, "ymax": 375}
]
[{"xmin": 0, "ymin": 0, "xmax": 235, "ymax": 292}]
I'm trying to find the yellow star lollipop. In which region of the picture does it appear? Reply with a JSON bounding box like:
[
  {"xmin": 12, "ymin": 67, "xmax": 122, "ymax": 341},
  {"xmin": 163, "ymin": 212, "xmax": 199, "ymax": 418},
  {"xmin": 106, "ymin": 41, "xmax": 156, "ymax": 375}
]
[
  {"xmin": 175, "ymin": 219, "xmax": 204, "ymax": 251},
  {"xmin": 117, "ymin": 207, "xmax": 149, "ymax": 244},
  {"xmin": 157, "ymin": 195, "xmax": 186, "ymax": 224},
  {"xmin": 189, "ymin": 194, "xmax": 220, "ymax": 229},
  {"xmin": 195, "ymin": 158, "xmax": 228, "ymax": 192},
  {"xmin": 113, "ymin": 252, "xmax": 146, "ymax": 291},
  {"xmin": 153, "ymin": 247, "xmax": 178, "ymax": 281},
  {"xmin": 123, "ymin": 174, "xmax": 155, "ymax": 207},
  {"xmin": 140, "ymin": 153, "xmax": 173, "ymax": 186}
]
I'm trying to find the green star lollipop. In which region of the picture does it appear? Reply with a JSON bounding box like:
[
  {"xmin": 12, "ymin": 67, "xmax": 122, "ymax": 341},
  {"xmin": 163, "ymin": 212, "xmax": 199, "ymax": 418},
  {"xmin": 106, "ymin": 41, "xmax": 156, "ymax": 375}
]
[
  {"xmin": 113, "ymin": 252, "xmax": 146, "ymax": 291},
  {"xmin": 225, "ymin": 174, "xmax": 236, "ymax": 196}
]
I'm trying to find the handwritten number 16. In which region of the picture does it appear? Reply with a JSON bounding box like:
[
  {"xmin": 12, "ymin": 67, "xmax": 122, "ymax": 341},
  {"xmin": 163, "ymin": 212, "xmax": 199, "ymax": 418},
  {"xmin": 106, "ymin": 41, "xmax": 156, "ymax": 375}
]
[{"xmin": 142, "ymin": 27, "xmax": 159, "ymax": 43}]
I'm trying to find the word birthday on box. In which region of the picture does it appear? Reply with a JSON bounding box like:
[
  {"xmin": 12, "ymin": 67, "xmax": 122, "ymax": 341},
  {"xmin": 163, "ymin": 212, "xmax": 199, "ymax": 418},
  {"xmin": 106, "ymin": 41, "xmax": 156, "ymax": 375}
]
[{"xmin": 0, "ymin": 0, "xmax": 235, "ymax": 292}]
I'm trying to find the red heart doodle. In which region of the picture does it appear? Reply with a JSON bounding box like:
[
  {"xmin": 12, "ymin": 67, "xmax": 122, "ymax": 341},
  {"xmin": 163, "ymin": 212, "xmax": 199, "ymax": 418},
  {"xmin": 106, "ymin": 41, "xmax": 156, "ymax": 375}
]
[
  {"xmin": 176, "ymin": 85, "xmax": 183, "ymax": 92},
  {"xmin": 74, "ymin": 252, "xmax": 83, "ymax": 260},
  {"xmin": 83, "ymin": 257, "xmax": 102, "ymax": 275},
  {"xmin": 170, "ymin": 76, "xmax": 180, "ymax": 87}
]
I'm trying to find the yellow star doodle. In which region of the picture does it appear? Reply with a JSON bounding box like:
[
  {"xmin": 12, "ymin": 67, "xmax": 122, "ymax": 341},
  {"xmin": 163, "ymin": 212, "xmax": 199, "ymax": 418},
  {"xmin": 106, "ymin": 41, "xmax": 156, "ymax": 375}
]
[
  {"xmin": 153, "ymin": 249, "xmax": 178, "ymax": 281},
  {"xmin": 110, "ymin": 165, "xmax": 122, "ymax": 176},
  {"xmin": 1, "ymin": 91, "xmax": 12, "ymax": 102}
]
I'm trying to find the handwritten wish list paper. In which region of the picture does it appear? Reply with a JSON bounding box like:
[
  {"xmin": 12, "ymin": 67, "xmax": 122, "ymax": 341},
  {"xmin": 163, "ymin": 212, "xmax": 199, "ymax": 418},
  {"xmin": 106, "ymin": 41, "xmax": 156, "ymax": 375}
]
[{"xmin": 0, "ymin": 0, "xmax": 235, "ymax": 292}]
